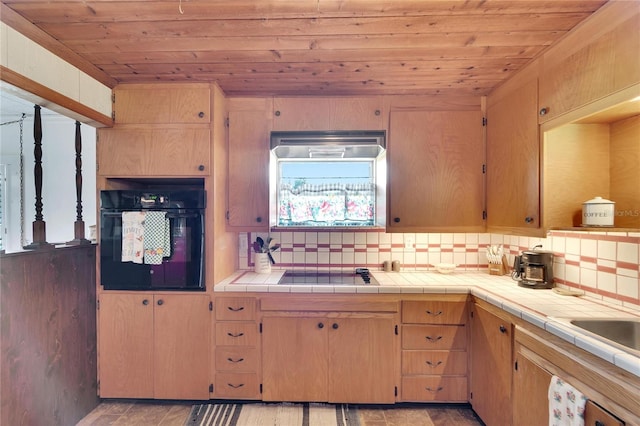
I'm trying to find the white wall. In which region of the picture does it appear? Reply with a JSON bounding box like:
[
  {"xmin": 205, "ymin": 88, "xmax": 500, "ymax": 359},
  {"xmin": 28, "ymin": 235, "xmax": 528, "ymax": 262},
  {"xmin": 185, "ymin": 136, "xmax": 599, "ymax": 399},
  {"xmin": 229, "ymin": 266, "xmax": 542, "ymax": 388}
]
[{"xmin": 0, "ymin": 107, "xmax": 96, "ymax": 251}]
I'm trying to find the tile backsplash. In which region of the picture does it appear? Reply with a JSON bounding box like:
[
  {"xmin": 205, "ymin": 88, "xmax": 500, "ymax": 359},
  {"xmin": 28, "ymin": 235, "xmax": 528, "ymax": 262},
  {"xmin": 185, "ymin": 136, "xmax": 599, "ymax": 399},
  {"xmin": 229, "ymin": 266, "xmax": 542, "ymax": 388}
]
[{"xmin": 239, "ymin": 229, "xmax": 640, "ymax": 309}]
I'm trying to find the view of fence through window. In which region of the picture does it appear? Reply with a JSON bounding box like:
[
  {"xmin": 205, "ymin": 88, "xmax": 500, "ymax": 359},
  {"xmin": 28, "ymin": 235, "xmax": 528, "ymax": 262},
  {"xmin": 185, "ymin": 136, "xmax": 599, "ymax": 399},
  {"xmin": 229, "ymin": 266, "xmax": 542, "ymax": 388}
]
[{"xmin": 277, "ymin": 161, "xmax": 376, "ymax": 227}]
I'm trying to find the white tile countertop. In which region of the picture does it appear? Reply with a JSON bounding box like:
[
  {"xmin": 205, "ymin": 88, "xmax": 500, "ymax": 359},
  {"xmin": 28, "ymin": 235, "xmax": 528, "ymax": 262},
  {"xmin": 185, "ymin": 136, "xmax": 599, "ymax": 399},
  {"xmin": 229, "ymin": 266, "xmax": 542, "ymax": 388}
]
[{"xmin": 215, "ymin": 269, "xmax": 640, "ymax": 377}]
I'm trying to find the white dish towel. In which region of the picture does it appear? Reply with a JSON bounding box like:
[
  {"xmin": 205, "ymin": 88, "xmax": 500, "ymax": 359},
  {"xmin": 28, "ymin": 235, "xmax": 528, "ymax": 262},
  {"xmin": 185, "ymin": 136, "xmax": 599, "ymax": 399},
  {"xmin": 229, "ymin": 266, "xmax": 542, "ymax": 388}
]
[
  {"xmin": 548, "ymin": 375, "xmax": 587, "ymax": 426},
  {"xmin": 121, "ymin": 211, "xmax": 146, "ymax": 264}
]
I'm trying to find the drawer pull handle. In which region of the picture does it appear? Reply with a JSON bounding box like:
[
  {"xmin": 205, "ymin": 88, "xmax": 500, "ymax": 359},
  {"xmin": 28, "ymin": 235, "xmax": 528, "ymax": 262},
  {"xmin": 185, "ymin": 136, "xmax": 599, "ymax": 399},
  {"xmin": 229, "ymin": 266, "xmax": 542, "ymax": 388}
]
[
  {"xmin": 425, "ymin": 310, "xmax": 443, "ymax": 316},
  {"xmin": 594, "ymin": 421, "xmax": 605, "ymax": 426},
  {"xmin": 425, "ymin": 336, "xmax": 443, "ymax": 342},
  {"xmin": 228, "ymin": 383, "xmax": 245, "ymax": 389},
  {"xmin": 227, "ymin": 332, "xmax": 245, "ymax": 338},
  {"xmin": 426, "ymin": 360, "xmax": 443, "ymax": 368},
  {"xmin": 227, "ymin": 357, "xmax": 245, "ymax": 363},
  {"xmin": 425, "ymin": 386, "xmax": 444, "ymax": 393},
  {"xmin": 227, "ymin": 306, "xmax": 245, "ymax": 312}
]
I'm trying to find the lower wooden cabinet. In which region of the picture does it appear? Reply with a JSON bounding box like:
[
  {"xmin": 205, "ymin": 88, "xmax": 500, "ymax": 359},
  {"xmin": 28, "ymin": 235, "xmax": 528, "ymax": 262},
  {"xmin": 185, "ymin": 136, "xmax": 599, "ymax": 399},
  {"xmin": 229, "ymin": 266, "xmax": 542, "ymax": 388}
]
[
  {"xmin": 213, "ymin": 297, "xmax": 260, "ymax": 399},
  {"xmin": 98, "ymin": 292, "xmax": 211, "ymax": 399},
  {"xmin": 261, "ymin": 314, "xmax": 398, "ymax": 403},
  {"xmin": 470, "ymin": 303, "xmax": 513, "ymax": 426},
  {"xmin": 514, "ymin": 329, "xmax": 628, "ymax": 426},
  {"xmin": 400, "ymin": 298, "xmax": 469, "ymax": 402}
]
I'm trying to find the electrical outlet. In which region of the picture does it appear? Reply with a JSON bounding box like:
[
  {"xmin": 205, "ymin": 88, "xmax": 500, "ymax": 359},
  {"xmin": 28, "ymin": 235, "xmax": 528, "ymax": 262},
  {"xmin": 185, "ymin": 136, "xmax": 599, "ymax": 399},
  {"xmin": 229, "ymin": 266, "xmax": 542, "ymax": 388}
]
[{"xmin": 404, "ymin": 235, "xmax": 415, "ymax": 249}]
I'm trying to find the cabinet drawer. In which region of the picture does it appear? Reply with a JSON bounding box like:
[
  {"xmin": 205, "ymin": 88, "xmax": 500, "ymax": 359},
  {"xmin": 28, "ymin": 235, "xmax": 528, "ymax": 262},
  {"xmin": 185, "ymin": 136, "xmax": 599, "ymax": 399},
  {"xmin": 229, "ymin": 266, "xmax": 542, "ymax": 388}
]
[
  {"xmin": 584, "ymin": 401, "xmax": 624, "ymax": 426},
  {"xmin": 215, "ymin": 297, "xmax": 257, "ymax": 321},
  {"xmin": 402, "ymin": 350, "xmax": 467, "ymax": 376},
  {"xmin": 215, "ymin": 323, "xmax": 258, "ymax": 346},
  {"xmin": 401, "ymin": 376, "xmax": 468, "ymax": 402},
  {"xmin": 215, "ymin": 347, "xmax": 258, "ymax": 373},
  {"xmin": 402, "ymin": 301, "xmax": 467, "ymax": 325},
  {"xmin": 214, "ymin": 373, "xmax": 260, "ymax": 399},
  {"xmin": 402, "ymin": 325, "xmax": 467, "ymax": 350}
]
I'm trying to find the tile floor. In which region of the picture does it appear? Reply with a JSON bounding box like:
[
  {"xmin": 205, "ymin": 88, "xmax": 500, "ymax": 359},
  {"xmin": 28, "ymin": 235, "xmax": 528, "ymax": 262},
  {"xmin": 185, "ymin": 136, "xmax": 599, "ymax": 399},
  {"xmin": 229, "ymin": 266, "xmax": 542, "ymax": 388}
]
[{"xmin": 77, "ymin": 400, "xmax": 485, "ymax": 426}]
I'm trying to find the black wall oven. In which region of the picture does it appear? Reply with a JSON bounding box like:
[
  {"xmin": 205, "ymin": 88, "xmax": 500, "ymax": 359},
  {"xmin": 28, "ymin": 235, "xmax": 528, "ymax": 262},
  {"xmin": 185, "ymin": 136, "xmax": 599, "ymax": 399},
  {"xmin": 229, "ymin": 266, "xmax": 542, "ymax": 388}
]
[{"xmin": 100, "ymin": 190, "xmax": 206, "ymax": 291}]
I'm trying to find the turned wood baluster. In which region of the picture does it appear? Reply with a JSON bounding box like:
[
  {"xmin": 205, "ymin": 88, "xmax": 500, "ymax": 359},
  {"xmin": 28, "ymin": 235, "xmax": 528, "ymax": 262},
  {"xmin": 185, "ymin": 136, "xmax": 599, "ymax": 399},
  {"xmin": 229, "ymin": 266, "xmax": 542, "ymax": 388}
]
[
  {"xmin": 67, "ymin": 121, "xmax": 90, "ymax": 245},
  {"xmin": 24, "ymin": 105, "xmax": 51, "ymax": 249}
]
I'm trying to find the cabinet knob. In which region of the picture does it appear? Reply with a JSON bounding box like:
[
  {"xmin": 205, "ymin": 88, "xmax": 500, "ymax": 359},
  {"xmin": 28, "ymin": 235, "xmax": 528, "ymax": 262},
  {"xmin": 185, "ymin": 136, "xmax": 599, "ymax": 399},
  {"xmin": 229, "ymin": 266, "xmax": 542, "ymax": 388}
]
[
  {"xmin": 595, "ymin": 421, "xmax": 605, "ymax": 426},
  {"xmin": 375, "ymin": 109, "xmax": 381, "ymax": 116},
  {"xmin": 198, "ymin": 164, "xmax": 205, "ymax": 171},
  {"xmin": 393, "ymin": 217, "xmax": 400, "ymax": 223},
  {"xmin": 332, "ymin": 323, "xmax": 339, "ymax": 330},
  {"xmin": 198, "ymin": 111, "xmax": 205, "ymax": 118},
  {"xmin": 275, "ymin": 110, "xmax": 281, "ymax": 117},
  {"xmin": 499, "ymin": 325, "xmax": 507, "ymax": 334},
  {"xmin": 524, "ymin": 216, "xmax": 534, "ymax": 224},
  {"xmin": 318, "ymin": 322, "xmax": 324, "ymax": 329},
  {"xmin": 156, "ymin": 299, "xmax": 164, "ymax": 306},
  {"xmin": 539, "ymin": 107, "xmax": 549, "ymax": 116},
  {"xmin": 142, "ymin": 299, "xmax": 149, "ymax": 306},
  {"xmin": 256, "ymin": 217, "xmax": 262, "ymax": 223}
]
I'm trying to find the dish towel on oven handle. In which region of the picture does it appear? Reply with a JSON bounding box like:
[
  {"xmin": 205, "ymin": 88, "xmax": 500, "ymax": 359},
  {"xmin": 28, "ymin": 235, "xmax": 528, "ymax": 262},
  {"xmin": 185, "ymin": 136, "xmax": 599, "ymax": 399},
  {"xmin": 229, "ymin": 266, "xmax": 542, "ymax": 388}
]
[
  {"xmin": 121, "ymin": 211, "xmax": 146, "ymax": 264},
  {"xmin": 143, "ymin": 211, "xmax": 171, "ymax": 265},
  {"xmin": 548, "ymin": 375, "xmax": 587, "ymax": 426}
]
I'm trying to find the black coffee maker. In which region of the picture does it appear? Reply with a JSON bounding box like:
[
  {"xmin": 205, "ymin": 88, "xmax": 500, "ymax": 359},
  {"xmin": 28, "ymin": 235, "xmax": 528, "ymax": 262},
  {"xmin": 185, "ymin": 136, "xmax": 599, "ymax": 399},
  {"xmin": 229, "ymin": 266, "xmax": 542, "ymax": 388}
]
[{"xmin": 512, "ymin": 245, "xmax": 554, "ymax": 289}]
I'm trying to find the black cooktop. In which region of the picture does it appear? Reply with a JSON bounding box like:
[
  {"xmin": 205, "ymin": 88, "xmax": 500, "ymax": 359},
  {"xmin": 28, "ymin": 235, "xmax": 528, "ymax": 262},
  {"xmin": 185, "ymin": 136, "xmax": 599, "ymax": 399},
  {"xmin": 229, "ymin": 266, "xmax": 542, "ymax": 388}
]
[{"xmin": 278, "ymin": 268, "xmax": 378, "ymax": 285}]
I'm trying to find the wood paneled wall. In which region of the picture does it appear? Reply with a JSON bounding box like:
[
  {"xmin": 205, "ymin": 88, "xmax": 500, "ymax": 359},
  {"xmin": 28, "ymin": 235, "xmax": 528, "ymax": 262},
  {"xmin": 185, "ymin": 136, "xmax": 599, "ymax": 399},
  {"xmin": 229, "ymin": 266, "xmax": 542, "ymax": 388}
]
[{"xmin": 1, "ymin": 245, "xmax": 99, "ymax": 426}]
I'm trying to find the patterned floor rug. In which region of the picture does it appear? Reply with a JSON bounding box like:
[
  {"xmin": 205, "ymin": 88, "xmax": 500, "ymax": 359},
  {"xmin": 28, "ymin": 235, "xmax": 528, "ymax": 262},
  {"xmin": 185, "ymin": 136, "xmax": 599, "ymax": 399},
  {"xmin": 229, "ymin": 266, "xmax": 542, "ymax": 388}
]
[{"xmin": 185, "ymin": 402, "xmax": 360, "ymax": 426}]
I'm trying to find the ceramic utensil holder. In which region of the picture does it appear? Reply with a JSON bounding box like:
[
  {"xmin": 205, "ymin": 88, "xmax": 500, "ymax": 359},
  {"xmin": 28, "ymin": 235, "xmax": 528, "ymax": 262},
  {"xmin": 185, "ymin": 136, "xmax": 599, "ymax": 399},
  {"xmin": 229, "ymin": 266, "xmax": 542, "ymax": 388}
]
[{"xmin": 254, "ymin": 252, "xmax": 271, "ymax": 274}]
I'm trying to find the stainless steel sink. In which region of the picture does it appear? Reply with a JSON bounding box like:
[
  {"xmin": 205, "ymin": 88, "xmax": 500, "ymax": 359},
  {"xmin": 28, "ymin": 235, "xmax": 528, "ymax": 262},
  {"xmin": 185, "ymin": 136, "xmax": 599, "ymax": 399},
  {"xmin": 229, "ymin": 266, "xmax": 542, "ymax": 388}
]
[{"xmin": 569, "ymin": 318, "xmax": 640, "ymax": 353}]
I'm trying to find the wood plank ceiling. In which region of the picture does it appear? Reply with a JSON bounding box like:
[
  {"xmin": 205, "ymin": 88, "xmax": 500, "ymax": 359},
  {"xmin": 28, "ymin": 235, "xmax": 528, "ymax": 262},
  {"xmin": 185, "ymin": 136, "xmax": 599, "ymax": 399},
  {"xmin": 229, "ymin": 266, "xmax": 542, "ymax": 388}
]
[{"xmin": 1, "ymin": 0, "xmax": 609, "ymax": 96}]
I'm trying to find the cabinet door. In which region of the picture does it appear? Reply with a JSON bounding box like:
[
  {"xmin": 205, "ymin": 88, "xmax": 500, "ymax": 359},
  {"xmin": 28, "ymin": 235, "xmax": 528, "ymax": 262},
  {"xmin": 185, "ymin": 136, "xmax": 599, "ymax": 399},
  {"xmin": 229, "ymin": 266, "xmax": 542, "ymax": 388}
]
[
  {"xmin": 388, "ymin": 110, "xmax": 484, "ymax": 231},
  {"xmin": 273, "ymin": 97, "xmax": 331, "ymax": 130},
  {"xmin": 262, "ymin": 316, "xmax": 329, "ymax": 401},
  {"xmin": 273, "ymin": 97, "xmax": 384, "ymax": 131},
  {"xmin": 227, "ymin": 108, "xmax": 270, "ymax": 229},
  {"xmin": 486, "ymin": 77, "xmax": 540, "ymax": 231},
  {"xmin": 470, "ymin": 304, "xmax": 513, "ymax": 426},
  {"xmin": 98, "ymin": 293, "xmax": 154, "ymax": 398},
  {"xmin": 538, "ymin": 9, "xmax": 639, "ymax": 124},
  {"xmin": 113, "ymin": 83, "xmax": 210, "ymax": 124},
  {"xmin": 513, "ymin": 343, "xmax": 552, "ymax": 426},
  {"xmin": 328, "ymin": 317, "xmax": 397, "ymax": 403},
  {"xmin": 97, "ymin": 127, "xmax": 210, "ymax": 176},
  {"xmin": 153, "ymin": 294, "xmax": 211, "ymax": 400}
]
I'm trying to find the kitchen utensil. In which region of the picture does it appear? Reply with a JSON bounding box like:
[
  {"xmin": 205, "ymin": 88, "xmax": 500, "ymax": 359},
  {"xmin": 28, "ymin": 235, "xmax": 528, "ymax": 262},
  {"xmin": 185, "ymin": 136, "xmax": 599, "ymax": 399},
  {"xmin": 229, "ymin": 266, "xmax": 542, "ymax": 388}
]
[
  {"xmin": 252, "ymin": 241, "xmax": 261, "ymax": 253},
  {"xmin": 256, "ymin": 236, "xmax": 265, "ymax": 251}
]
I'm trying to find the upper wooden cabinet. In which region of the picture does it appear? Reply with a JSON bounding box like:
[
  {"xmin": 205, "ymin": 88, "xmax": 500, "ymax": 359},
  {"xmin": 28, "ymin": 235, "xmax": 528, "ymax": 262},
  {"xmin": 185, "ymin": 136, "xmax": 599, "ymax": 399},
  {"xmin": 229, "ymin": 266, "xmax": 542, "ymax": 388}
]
[
  {"xmin": 272, "ymin": 96, "xmax": 384, "ymax": 131},
  {"xmin": 97, "ymin": 126, "xmax": 210, "ymax": 176},
  {"xmin": 486, "ymin": 76, "xmax": 540, "ymax": 234},
  {"xmin": 113, "ymin": 83, "xmax": 211, "ymax": 124},
  {"xmin": 226, "ymin": 98, "xmax": 271, "ymax": 230},
  {"xmin": 538, "ymin": 2, "xmax": 639, "ymax": 124},
  {"xmin": 387, "ymin": 109, "xmax": 484, "ymax": 232}
]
